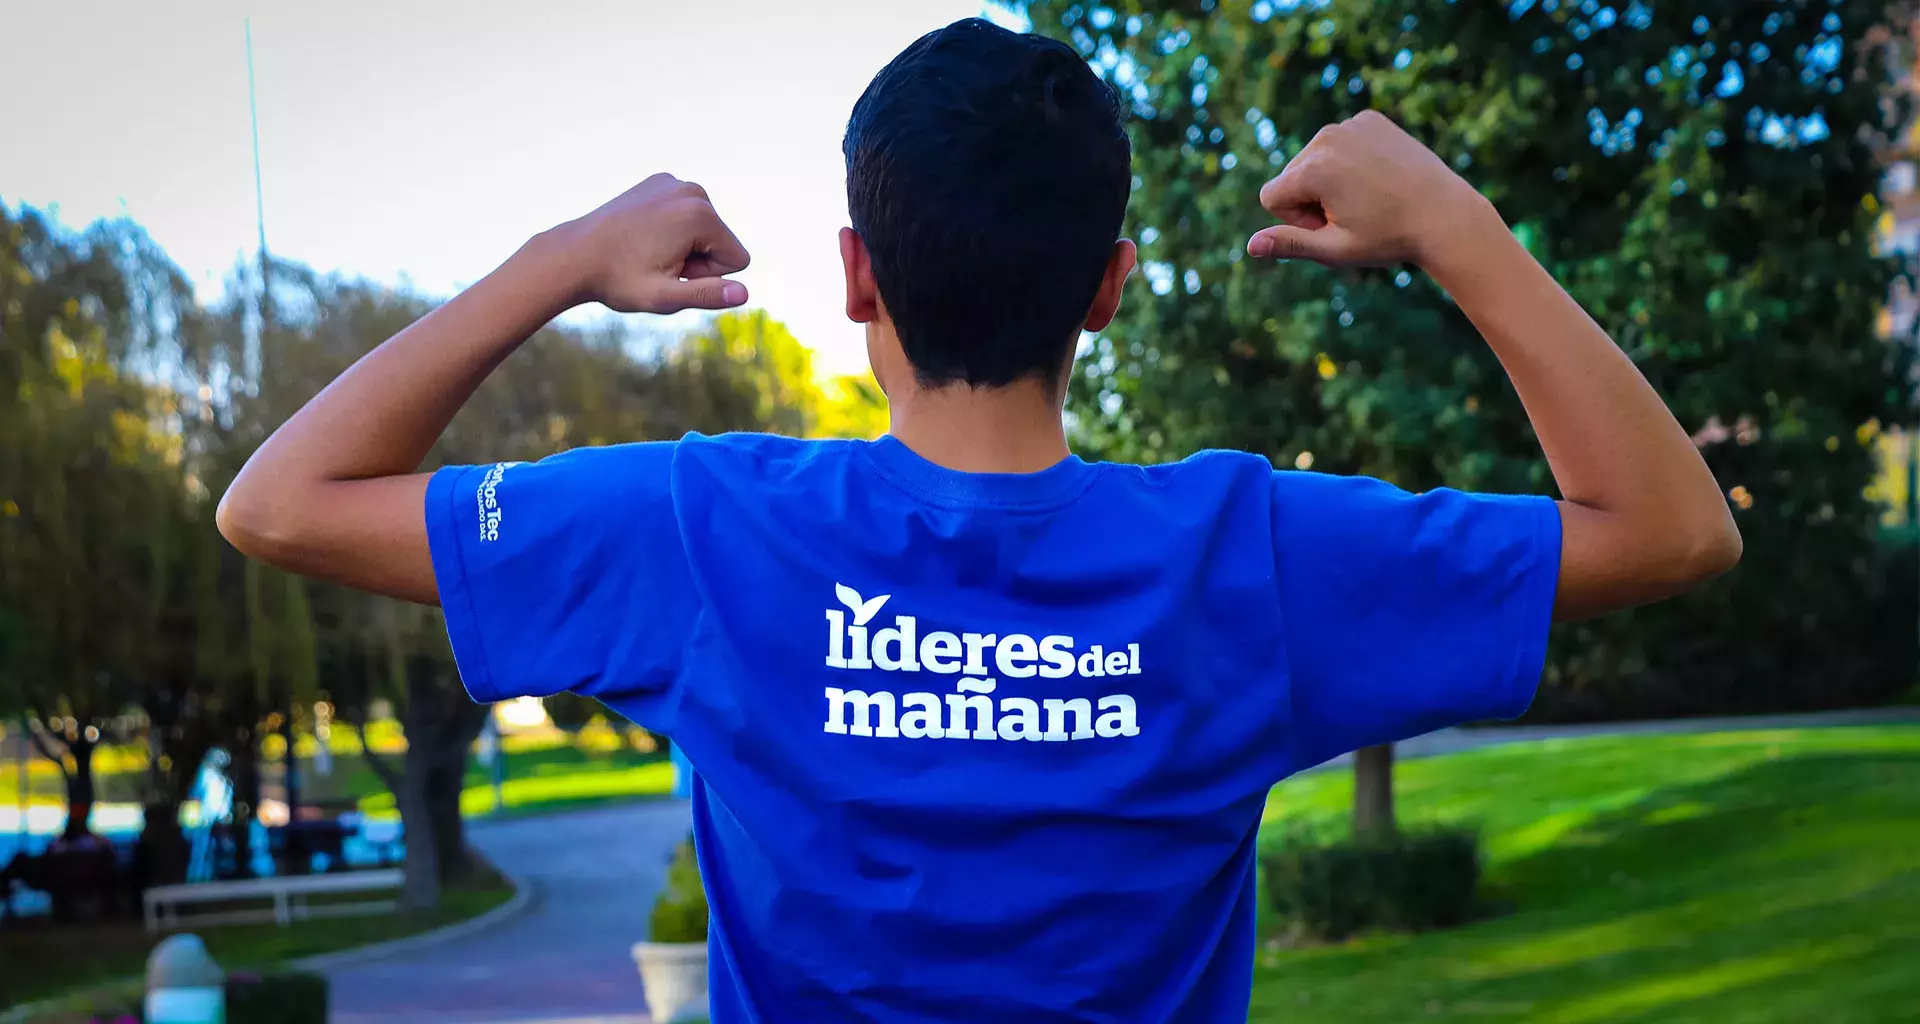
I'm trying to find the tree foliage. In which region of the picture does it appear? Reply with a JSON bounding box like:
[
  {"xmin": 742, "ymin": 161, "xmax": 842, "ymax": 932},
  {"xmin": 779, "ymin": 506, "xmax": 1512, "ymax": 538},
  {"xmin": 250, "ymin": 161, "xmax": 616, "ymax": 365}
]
[
  {"xmin": 1025, "ymin": 0, "xmax": 1918, "ymax": 720},
  {"xmin": 0, "ymin": 206, "xmax": 213, "ymax": 839},
  {"xmin": 681, "ymin": 309, "xmax": 889, "ymax": 440}
]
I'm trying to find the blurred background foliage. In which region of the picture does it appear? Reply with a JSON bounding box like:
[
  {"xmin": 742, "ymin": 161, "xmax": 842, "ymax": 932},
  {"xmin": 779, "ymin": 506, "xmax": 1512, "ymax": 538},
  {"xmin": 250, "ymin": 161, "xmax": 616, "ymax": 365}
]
[{"xmin": 1023, "ymin": 0, "xmax": 1920, "ymax": 720}]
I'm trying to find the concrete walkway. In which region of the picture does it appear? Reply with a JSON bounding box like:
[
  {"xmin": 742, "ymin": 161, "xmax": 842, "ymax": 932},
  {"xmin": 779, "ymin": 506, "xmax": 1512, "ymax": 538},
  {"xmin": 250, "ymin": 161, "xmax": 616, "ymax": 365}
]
[{"xmin": 326, "ymin": 800, "xmax": 692, "ymax": 1024}]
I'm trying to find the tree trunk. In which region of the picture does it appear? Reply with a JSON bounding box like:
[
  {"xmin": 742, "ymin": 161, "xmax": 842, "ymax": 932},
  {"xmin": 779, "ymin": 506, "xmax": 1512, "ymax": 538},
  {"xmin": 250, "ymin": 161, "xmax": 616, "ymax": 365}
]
[
  {"xmin": 1353, "ymin": 743, "xmax": 1395, "ymax": 838},
  {"xmin": 386, "ymin": 666, "xmax": 481, "ymax": 912},
  {"xmin": 60, "ymin": 736, "xmax": 97, "ymax": 840},
  {"xmin": 344, "ymin": 708, "xmax": 435, "ymax": 908},
  {"xmin": 281, "ymin": 693, "xmax": 301, "ymax": 821},
  {"xmin": 138, "ymin": 802, "xmax": 190, "ymax": 886},
  {"xmin": 136, "ymin": 726, "xmax": 199, "ymax": 887},
  {"xmin": 427, "ymin": 741, "xmax": 474, "ymax": 884},
  {"xmin": 347, "ymin": 660, "xmax": 491, "ymax": 911},
  {"xmin": 227, "ymin": 725, "xmax": 260, "ymax": 877},
  {"xmin": 140, "ymin": 680, "xmax": 214, "ymax": 887},
  {"xmin": 407, "ymin": 669, "xmax": 489, "ymax": 888},
  {"xmin": 397, "ymin": 740, "xmax": 441, "ymax": 912}
]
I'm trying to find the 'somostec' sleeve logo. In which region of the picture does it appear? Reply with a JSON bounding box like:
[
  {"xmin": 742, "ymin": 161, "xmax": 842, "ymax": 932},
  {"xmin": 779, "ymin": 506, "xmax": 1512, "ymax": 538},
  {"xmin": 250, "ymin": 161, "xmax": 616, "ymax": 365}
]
[
  {"xmin": 821, "ymin": 583, "xmax": 1142, "ymax": 743},
  {"xmin": 475, "ymin": 462, "xmax": 522, "ymax": 543}
]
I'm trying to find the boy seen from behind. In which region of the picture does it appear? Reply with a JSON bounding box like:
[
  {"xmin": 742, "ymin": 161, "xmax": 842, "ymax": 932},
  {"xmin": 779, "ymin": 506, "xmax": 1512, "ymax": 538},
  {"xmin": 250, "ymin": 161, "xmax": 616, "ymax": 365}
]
[{"xmin": 220, "ymin": 19, "xmax": 1740, "ymax": 1023}]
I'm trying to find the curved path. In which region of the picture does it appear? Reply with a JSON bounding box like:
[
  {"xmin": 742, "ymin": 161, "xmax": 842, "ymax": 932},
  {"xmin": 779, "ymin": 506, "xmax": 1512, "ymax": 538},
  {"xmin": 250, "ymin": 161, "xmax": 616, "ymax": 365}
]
[{"xmin": 326, "ymin": 799, "xmax": 692, "ymax": 1024}]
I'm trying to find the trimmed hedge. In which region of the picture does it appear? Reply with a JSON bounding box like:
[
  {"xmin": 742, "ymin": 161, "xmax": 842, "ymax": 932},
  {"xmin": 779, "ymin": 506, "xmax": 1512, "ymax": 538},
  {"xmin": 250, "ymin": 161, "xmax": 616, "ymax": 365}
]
[
  {"xmin": 224, "ymin": 971, "xmax": 328, "ymax": 1024},
  {"xmin": 1262, "ymin": 828, "xmax": 1481, "ymax": 941}
]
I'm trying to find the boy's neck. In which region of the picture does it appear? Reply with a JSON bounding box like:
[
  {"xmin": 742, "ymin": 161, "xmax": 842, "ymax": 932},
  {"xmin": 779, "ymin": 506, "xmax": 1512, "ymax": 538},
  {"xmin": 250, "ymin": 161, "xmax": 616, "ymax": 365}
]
[{"xmin": 886, "ymin": 377, "xmax": 1071, "ymax": 474}]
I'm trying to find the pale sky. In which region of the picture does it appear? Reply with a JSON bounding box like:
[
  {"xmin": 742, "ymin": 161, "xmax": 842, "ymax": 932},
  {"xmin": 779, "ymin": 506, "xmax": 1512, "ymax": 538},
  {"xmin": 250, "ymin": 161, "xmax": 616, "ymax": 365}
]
[{"xmin": 0, "ymin": 1, "xmax": 1024, "ymax": 375}]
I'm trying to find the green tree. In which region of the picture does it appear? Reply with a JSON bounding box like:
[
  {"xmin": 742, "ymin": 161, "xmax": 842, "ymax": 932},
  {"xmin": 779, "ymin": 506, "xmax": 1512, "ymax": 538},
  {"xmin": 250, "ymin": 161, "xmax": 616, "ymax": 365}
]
[
  {"xmin": 813, "ymin": 372, "xmax": 891, "ymax": 441},
  {"xmin": 1023, "ymin": 0, "xmax": 1914, "ymax": 831},
  {"xmin": 0, "ymin": 207, "xmax": 211, "ymax": 842},
  {"xmin": 680, "ymin": 309, "xmax": 891, "ymax": 439},
  {"xmin": 2, "ymin": 347, "xmax": 154, "ymax": 838}
]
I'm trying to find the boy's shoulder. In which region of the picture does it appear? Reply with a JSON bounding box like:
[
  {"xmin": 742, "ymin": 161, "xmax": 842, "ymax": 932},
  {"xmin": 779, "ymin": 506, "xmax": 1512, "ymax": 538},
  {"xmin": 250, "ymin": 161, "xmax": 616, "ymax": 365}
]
[
  {"xmin": 676, "ymin": 431, "xmax": 862, "ymax": 469},
  {"xmin": 512, "ymin": 433, "xmax": 855, "ymax": 497},
  {"xmin": 1094, "ymin": 447, "xmax": 1276, "ymax": 488},
  {"xmin": 585, "ymin": 434, "xmax": 1291, "ymax": 508},
  {"xmin": 671, "ymin": 431, "xmax": 871, "ymax": 491},
  {"xmin": 677, "ymin": 430, "xmax": 849, "ymax": 456},
  {"xmin": 553, "ymin": 435, "xmax": 1279, "ymax": 487}
]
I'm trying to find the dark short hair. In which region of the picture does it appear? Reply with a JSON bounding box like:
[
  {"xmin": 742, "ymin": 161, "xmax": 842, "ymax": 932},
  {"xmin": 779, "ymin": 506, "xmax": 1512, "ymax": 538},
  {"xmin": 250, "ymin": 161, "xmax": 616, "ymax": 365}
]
[{"xmin": 844, "ymin": 18, "xmax": 1131, "ymax": 391}]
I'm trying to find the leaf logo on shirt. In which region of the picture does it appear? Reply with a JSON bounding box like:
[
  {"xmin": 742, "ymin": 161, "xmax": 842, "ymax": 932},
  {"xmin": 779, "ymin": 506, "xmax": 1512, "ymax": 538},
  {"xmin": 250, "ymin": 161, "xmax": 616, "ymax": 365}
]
[{"xmin": 835, "ymin": 583, "xmax": 891, "ymax": 626}]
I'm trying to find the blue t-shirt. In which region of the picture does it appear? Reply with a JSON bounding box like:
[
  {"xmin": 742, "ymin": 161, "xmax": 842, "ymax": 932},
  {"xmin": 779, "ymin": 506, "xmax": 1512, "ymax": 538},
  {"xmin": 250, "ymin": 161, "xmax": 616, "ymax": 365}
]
[{"xmin": 426, "ymin": 432, "xmax": 1559, "ymax": 1022}]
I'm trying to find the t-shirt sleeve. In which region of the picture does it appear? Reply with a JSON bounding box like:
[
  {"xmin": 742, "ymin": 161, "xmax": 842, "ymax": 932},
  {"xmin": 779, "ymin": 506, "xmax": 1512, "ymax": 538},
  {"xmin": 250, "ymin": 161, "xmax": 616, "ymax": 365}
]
[
  {"xmin": 425, "ymin": 442, "xmax": 695, "ymax": 721},
  {"xmin": 1271, "ymin": 471, "xmax": 1561, "ymax": 773}
]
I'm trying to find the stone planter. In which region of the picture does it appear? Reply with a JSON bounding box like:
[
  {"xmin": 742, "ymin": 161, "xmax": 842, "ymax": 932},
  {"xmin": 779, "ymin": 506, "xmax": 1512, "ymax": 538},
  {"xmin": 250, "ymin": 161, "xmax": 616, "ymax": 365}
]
[{"xmin": 632, "ymin": 940, "xmax": 708, "ymax": 1022}]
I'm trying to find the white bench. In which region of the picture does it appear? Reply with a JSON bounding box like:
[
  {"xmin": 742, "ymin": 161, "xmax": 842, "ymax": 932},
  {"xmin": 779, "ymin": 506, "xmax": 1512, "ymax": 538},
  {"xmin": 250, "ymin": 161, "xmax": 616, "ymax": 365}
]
[{"xmin": 143, "ymin": 869, "xmax": 404, "ymax": 934}]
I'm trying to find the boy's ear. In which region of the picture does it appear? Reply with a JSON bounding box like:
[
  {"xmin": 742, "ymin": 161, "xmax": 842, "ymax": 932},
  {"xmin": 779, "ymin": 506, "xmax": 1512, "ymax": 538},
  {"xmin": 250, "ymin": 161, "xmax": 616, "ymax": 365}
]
[
  {"xmin": 1082, "ymin": 239, "xmax": 1138, "ymax": 333},
  {"xmin": 840, "ymin": 227, "xmax": 880, "ymax": 324}
]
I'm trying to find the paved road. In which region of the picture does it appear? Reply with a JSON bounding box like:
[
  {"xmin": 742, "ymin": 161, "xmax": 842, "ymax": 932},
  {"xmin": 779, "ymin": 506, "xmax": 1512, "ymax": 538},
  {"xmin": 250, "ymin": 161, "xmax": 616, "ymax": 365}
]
[{"xmin": 326, "ymin": 800, "xmax": 692, "ymax": 1024}]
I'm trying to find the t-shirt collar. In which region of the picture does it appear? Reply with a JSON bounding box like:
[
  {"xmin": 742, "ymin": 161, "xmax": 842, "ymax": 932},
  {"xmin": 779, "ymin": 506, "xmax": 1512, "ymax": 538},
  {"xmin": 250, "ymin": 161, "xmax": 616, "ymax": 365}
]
[{"xmin": 862, "ymin": 435, "xmax": 1095, "ymax": 509}]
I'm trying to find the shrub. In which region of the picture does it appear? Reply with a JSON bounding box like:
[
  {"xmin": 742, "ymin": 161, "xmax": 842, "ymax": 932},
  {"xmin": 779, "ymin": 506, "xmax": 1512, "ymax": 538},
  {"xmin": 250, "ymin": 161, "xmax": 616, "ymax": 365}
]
[
  {"xmin": 648, "ymin": 837, "xmax": 708, "ymax": 944},
  {"xmin": 1261, "ymin": 828, "xmax": 1481, "ymax": 942},
  {"xmin": 224, "ymin": 970, "xmax": 329, "ymax": 1024}
]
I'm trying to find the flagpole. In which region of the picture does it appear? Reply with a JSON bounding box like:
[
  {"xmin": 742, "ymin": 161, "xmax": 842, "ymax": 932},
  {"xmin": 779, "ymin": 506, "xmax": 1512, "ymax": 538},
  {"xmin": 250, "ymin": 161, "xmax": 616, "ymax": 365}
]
[
  {"xmin": 246, "ymin": 18, "xmax": 269, "ymax": 276},
  {"xmin": 245, "ymin": 16, "xmax": 302, "ymax": 854},
  {"xmin": 244, "ymin": 17, "xmax": 270, "ymax": 384}
]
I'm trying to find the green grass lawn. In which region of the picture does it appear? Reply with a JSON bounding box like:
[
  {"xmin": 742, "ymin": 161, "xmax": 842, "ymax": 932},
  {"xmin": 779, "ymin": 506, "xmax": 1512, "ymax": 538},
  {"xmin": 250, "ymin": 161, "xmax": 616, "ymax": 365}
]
[
  {"xmin": 357, "ymin": 756, "xmax": 678, "ymax": 819},
  {"xmin": 1249, "ymin": 725, "xmax": 1920, "ymax": 1023},
  {"xmin": 293, "ymin": 720, "xmax": 675, "ymax": 818},
  {"xmin": 0, "ymin": 869, "xmax": 513, "ymax": 1010}
]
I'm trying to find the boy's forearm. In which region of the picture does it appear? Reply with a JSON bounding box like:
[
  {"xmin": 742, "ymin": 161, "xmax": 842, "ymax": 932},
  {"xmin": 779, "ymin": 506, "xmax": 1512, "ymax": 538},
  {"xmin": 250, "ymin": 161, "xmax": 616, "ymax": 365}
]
[{"xmin": 1420, "ymin": 200, "xmax": 1741, "ymax": 615}]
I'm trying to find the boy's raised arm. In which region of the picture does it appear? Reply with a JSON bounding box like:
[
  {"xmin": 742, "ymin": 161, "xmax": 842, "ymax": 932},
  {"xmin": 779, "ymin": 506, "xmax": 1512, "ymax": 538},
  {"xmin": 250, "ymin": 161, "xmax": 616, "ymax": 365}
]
[
  {"xmin": 1247, "ymin": 111, "xmax": 1741, "ymax": 621},
  {"xmin": 216, "ymin": 175, "xmax": 751, "ymax": 604}
]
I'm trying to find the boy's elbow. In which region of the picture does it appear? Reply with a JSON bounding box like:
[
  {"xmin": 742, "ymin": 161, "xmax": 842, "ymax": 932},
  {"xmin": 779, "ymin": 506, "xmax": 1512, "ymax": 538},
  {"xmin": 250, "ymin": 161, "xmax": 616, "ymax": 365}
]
[
  {"xmin": 216, "ymin": 483, "xmax": 292, "ymax": 564},
  {"xmin": 214, "ymin": 486, "xmax": 259, "ymax": 554},
  {"xmin": 1679, "ymin": 513, "xmax": 1743, "ymax": 585}
]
